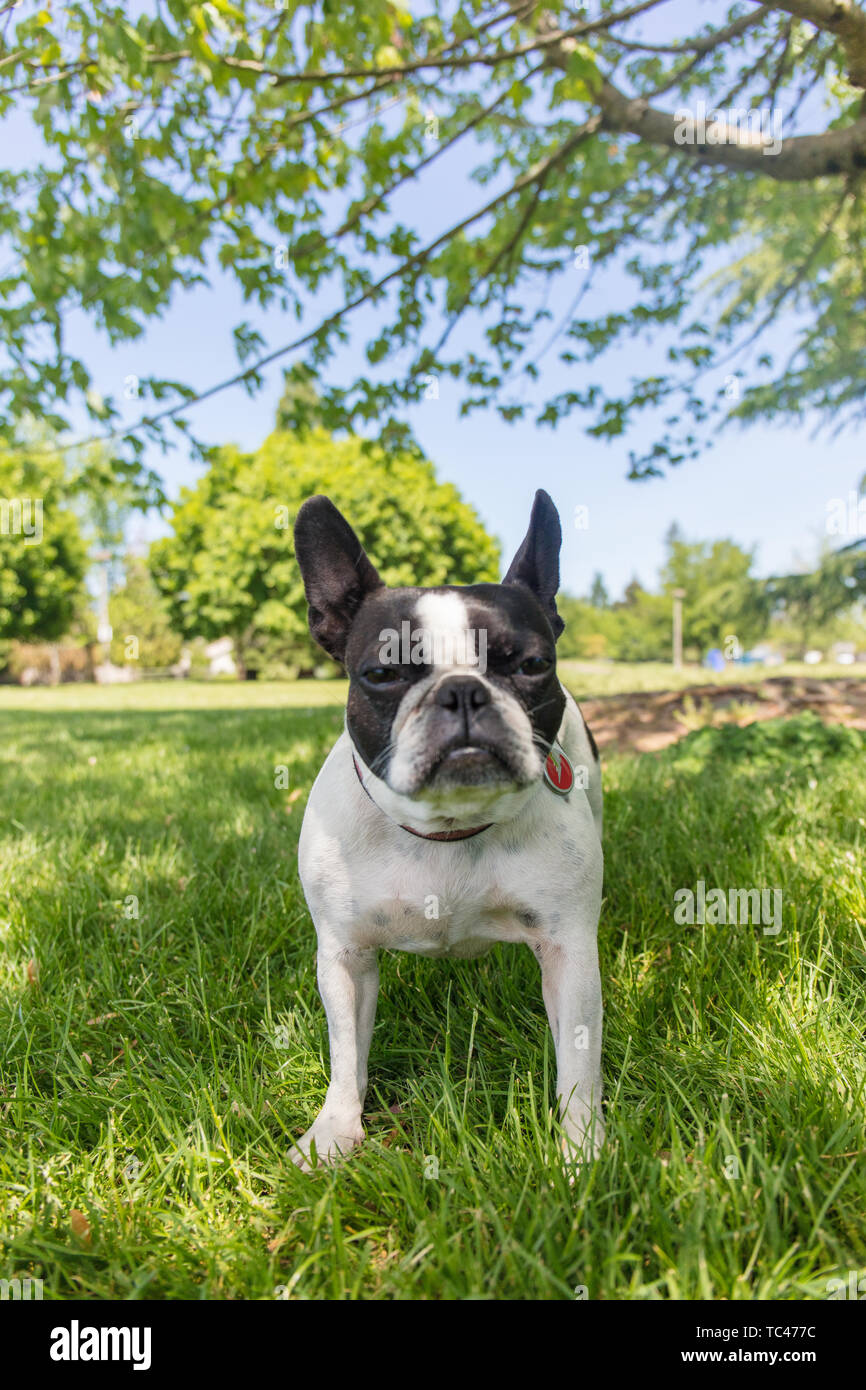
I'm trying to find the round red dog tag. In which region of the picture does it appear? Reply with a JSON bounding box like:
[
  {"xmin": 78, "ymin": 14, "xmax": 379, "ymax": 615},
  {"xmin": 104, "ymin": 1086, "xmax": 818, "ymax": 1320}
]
[{"xmin": 544, "ymin": 742, "xmax": 574, "ymax": 795}]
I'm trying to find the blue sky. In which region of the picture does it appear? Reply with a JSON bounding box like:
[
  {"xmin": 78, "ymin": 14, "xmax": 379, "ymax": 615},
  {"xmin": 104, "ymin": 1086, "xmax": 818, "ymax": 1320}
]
[{"xmin": 3, "ymin": 2, "xmax": 863, "ymax": 600}]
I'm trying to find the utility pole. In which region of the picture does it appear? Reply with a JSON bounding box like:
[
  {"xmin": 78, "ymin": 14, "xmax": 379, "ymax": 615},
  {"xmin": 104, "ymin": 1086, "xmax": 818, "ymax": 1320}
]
[{"xmin": 672, "ymin": 588, "xmax": 685, "ymax": 670}]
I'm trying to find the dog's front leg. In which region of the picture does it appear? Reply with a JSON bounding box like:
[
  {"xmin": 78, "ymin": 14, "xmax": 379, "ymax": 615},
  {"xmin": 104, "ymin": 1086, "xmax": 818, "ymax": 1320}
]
[
  {"xmin": 536, "ymin": 939, "xmax": 605, "ymax": 1163},
  {"xmin": 290, "ymin": 942, "xmax": 379, "ymax": 1171}
]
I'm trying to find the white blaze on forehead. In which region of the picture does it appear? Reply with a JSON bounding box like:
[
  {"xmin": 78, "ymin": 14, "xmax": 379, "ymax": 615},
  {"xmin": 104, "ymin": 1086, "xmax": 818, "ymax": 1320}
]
[{"xmin": 415, "ymin": 591, "xmax": 477, "ymax": 670}]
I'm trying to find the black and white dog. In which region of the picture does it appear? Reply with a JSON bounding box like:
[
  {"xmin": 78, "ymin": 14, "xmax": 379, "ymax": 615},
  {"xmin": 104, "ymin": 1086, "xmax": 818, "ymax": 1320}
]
[{"xmin": 291, "ymin": 490, "xmax": 604, "ymax": 1169}]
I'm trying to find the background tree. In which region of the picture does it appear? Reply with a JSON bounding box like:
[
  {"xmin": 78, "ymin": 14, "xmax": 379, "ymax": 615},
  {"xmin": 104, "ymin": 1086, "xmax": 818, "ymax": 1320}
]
[
  {"xmin": 767, "ymin": 537, "xmax": 866, "ymax": 647},
  {"xmin": 557, "ymin": 594, "xmax": 604, "ymax": 658},
  {"xmin": 69, "ymin": 445, "xmax": 141, "ymax": 587},
  {"xmin": 149, "ymin": 428, "xmax": 500, "ymax": 677},
  {"xmin": 3, "ymin": 2, "xmax": 866, "ymax": 487},
  {"xmin": 608, "ymin": 580, "xmax": 673, "ymax": 660},
  {"xmin": 559, "ymin": 578, "xmax": 671, "ymax": 660},
  {"xmin": 108, "ymin": 555, "xmax": 184, "ymax": 669},
  {"xmin": 0, "ymin": 440, "xmax": 89, "ymax": 645},
  {"xmin": 589, "ymin": 571, "xmax": 610, "ymax": 608},
  {"xmin": 660, "ymin": 533, "xmax": 770, "ymax": 651},
  {"xmin": 557, "ymin": 526, "xmax": 866, "ymax": 663}
]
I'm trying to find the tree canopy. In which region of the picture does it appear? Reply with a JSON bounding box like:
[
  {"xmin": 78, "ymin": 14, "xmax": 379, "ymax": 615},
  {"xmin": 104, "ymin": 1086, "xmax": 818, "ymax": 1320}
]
[{"xmin": 3, "ymin": 0, "xmax": 866, "ymax": 492}]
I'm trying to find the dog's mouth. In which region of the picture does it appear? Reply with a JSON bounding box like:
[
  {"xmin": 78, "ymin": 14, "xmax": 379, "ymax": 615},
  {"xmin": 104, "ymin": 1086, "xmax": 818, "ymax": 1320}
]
[{"xmin": 425, "ymin": 740, "xmax": 517, "ymax": 788}]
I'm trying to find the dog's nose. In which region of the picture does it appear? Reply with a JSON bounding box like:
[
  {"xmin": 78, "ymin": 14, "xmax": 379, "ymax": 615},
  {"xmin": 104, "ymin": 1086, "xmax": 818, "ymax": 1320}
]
[{"xmin": 434, "ymin": 676, "xmax": 490, "ymax": 714}]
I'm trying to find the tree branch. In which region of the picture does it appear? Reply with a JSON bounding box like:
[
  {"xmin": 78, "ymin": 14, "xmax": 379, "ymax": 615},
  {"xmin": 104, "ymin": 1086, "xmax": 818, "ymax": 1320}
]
[
  {"xmin": 542, "ymin": 15, "xmax": 866, "ymax": 181},
  {"xmin": 605, "ymin": 6, "xmax": 772, "ymax": 58},
  {"xmin": 0, "ymin": 1, "xmax": 667, "ymax": 99},
  {"xmin": 593, "ymin": 77, "xmax": 866, "ymax": 179},
  {"xmin": 68, "ymin": 117, "xmax": 604, "ymax": 447},
  {"xmin": 760, "ymin": 0, "xmax": 866, "ymax": 87}
]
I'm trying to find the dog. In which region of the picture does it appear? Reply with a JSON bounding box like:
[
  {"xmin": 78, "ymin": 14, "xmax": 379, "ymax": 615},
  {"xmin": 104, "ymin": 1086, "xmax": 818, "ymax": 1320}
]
[{"xmin": 290, "ymin": 489, "xmax": 604, "ymax": 1170}]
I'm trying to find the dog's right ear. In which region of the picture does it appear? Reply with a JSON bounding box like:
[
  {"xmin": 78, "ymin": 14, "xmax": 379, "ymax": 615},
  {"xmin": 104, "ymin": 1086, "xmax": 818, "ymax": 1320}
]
[{"xmin": 294, "ymin": 495, "xmax": 384, "ymax": 663}]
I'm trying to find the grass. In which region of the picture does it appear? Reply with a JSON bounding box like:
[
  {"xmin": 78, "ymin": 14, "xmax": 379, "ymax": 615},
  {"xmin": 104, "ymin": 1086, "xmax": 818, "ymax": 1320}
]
[
  {"xmin": 0, "ymin": 679, "xmax": 864, "ymax": 1300},
  {"xmin": 556, "ymin": 658, "xmax": 866, "ymax": 699}
]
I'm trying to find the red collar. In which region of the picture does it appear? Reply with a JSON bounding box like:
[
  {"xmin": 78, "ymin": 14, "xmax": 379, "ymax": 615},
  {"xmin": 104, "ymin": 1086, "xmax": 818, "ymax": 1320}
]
[{"xmin": 352, "ymin": 755, "xmax": 492, "ymax": 841}]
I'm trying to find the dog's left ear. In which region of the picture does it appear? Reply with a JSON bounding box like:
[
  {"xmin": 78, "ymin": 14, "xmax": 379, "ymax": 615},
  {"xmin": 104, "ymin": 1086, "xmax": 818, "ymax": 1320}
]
[
  {"xmin": 503, "ymin": 489, "xmax": 564, "ymax": 640},
  {"xmin": 294, "ymin": 495, "xmax": 384, "ymax": 663}
]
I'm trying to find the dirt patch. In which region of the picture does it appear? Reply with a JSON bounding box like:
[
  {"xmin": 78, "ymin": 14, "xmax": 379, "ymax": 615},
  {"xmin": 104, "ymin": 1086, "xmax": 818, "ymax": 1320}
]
[{"xmin": 576, "ymin": 677, "xmax": 866, "ymax": 756}]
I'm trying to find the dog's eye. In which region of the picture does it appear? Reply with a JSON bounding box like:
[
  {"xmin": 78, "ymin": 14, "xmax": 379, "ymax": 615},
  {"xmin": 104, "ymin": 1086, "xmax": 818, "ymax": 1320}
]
[
  {"xmin": 362, "ymin": 666, "xmax": 402, "ymax": 687},
  {"xmin": 517, "ymin": 656, "xmax": 552, "ymax": 676}
]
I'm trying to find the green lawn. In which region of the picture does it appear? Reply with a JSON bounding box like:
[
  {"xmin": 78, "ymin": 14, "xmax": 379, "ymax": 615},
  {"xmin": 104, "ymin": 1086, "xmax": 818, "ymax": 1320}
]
[
  {"xmin": 556, "ymin": 658, "xmax": 866, "ymax": 698},
  {"xmin": 1, "ymin": 680, "xmax": 864, "ymax": 1299}
]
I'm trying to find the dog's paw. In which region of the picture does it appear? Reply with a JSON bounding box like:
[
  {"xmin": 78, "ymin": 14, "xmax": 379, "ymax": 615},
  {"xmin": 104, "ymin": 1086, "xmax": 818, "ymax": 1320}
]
[
  {"xmin": 560, "ymin": 1113, "xmax": 605, "ymax": 1177},
  {"xmin": 289, "ymin": 1117, "xmax": 364, "ymax": 1172}
]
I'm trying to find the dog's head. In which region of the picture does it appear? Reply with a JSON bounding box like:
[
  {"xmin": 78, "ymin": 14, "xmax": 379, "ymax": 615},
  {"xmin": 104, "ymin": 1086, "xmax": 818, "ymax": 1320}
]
[{"xmin": 294, "ymin": 490, "xmax": 566, "ymax": 827}]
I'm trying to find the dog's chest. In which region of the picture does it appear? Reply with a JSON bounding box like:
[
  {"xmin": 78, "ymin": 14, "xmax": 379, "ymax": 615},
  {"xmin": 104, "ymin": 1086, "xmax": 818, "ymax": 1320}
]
[
  {"xmin": 301, "ymin": 804, "xmax": 566, "ymax": 958},
  {"xmin": 350, "ymin": 856, "xmax": 547, "ymax": 957},
  {"xmin": 298, "ymin": 702, "xmax": 601, "ymax": 959}
]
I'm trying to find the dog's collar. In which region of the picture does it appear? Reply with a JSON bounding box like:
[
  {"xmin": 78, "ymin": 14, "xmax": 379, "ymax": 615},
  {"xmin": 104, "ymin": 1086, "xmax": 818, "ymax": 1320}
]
[{"xmin": 352, "ymin": 755, "xmax": 493, "ymax": 841}]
